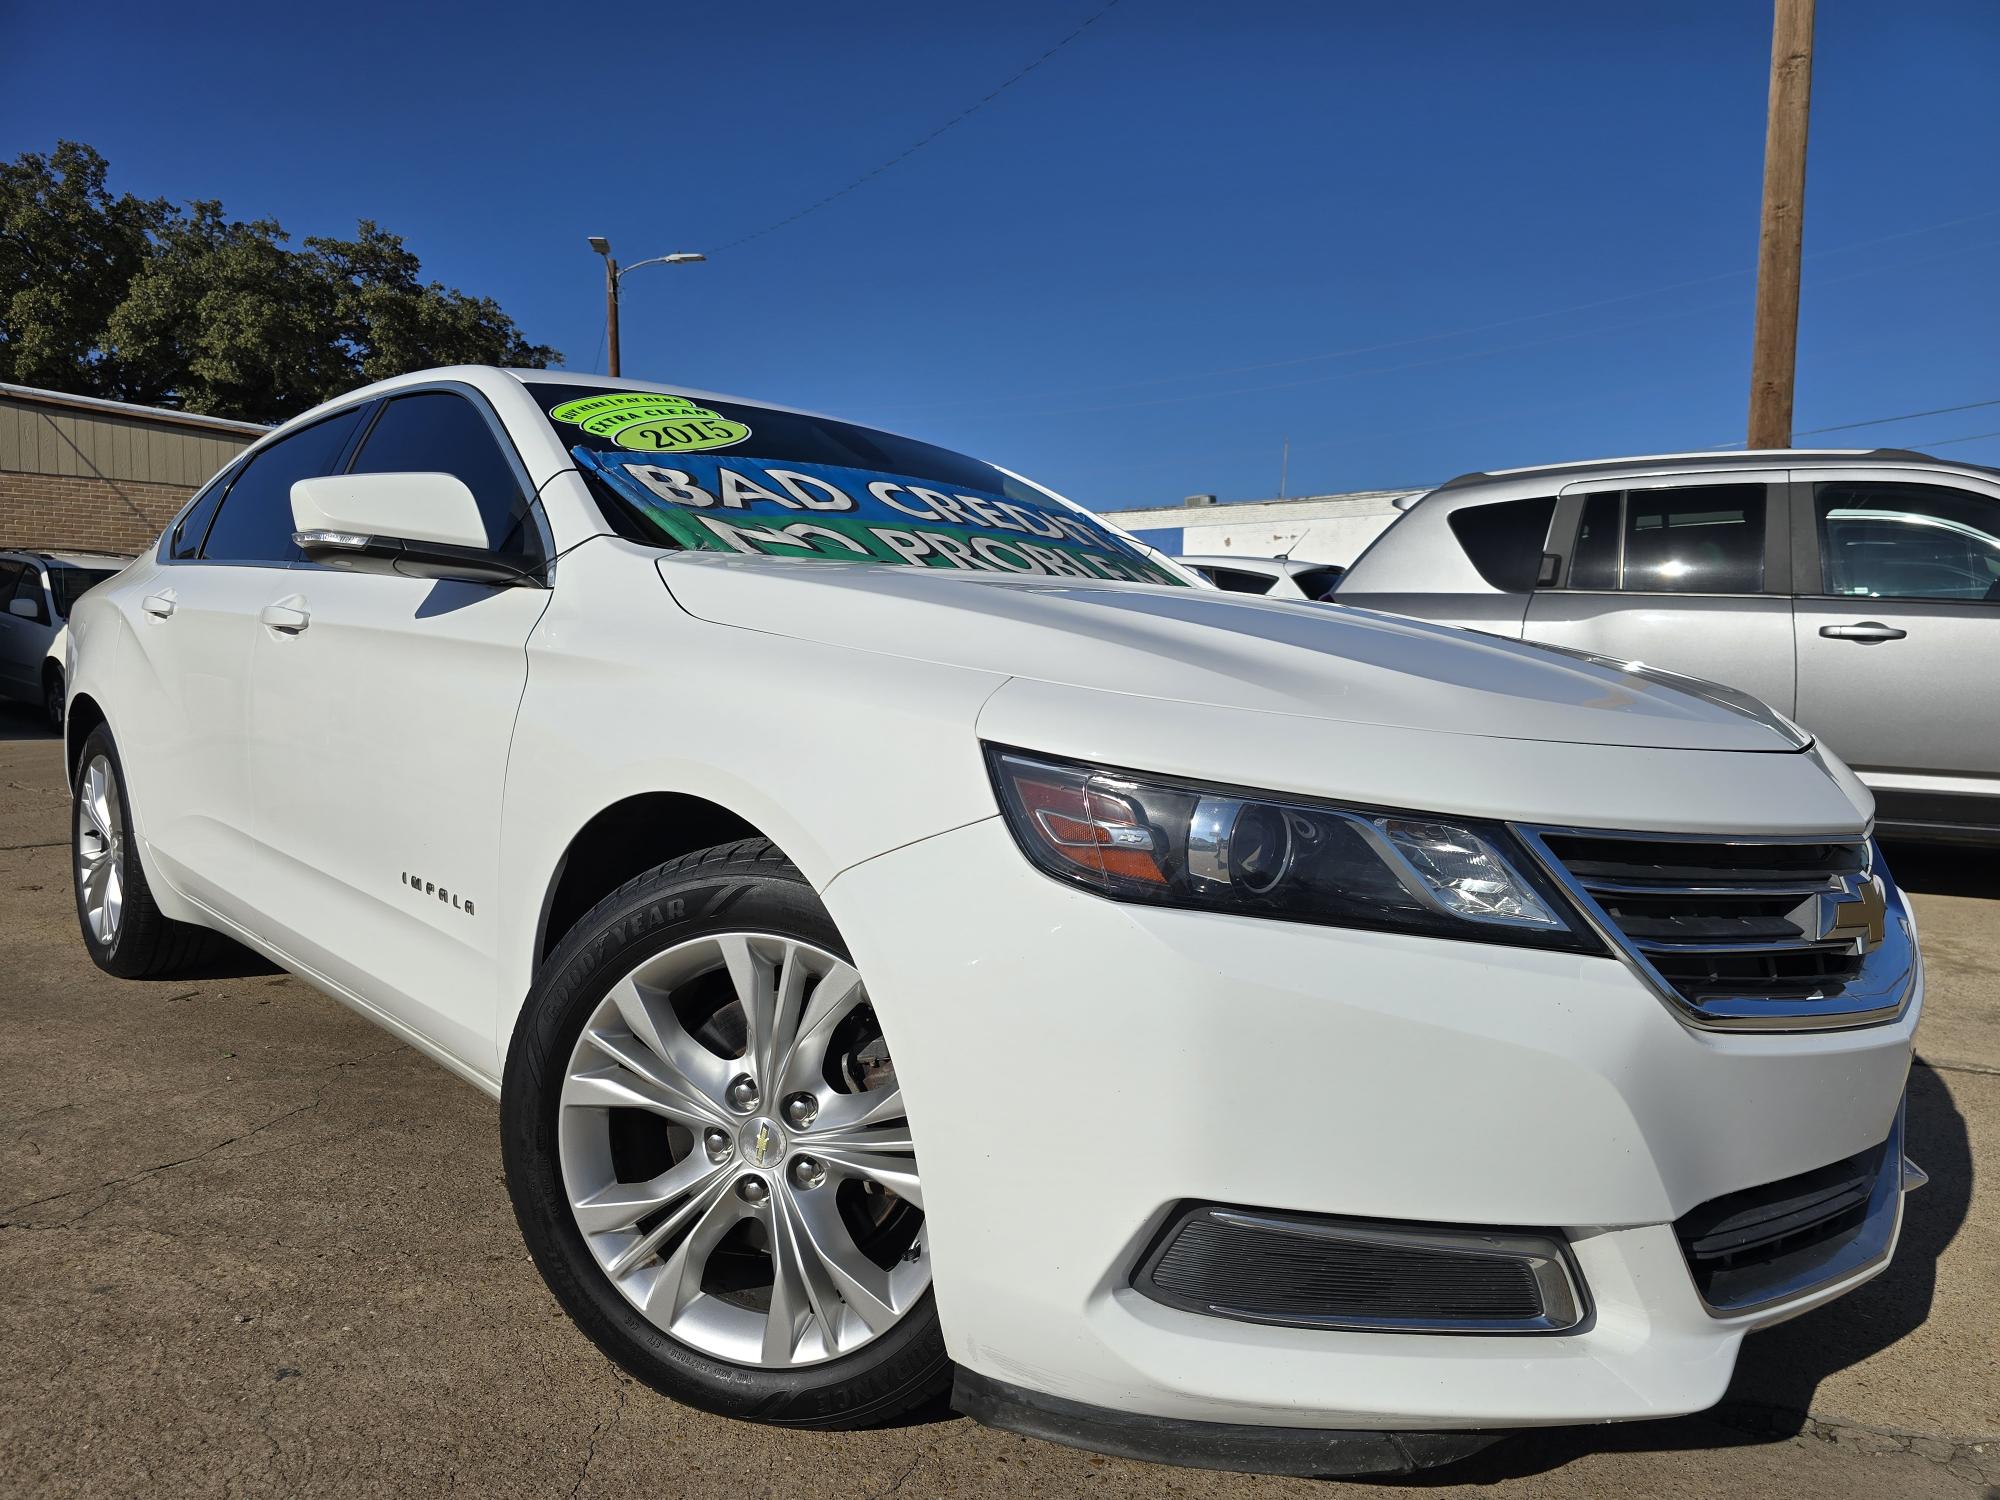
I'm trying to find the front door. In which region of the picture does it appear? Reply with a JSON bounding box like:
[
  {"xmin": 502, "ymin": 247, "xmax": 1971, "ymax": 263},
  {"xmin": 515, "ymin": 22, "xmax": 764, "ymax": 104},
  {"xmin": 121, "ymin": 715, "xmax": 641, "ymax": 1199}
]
[
  {"xmin": 1523, "ymin": 471, "xmax": 1797, "ymax": 713},
  {"xmin": 1791, "ymin": 469, "xmax": 2000, "ymax": 821},
  {"xmin": 245, "ymin": 387, "xmax": 552, "ymax": 1073}
]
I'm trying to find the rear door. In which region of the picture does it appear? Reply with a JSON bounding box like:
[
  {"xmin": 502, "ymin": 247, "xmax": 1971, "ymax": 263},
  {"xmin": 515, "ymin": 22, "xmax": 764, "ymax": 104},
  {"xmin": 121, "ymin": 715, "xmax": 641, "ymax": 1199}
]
[
  {"xmin": 1523, "ymin": 472, "xmax": 1797, "ymax": 713},
  {"xmin": 1790, "ymin": 466, "xmax": 2000, "ymax": 824},
  {"xmin": 246, "ymin": 386, "xmax": 551, "ymax": 1071}
]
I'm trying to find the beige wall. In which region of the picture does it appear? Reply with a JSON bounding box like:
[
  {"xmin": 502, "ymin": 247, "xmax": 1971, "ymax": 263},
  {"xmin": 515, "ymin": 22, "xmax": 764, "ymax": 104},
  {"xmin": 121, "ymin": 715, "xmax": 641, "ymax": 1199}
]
[{"xmin": 0, "ymin": 394, "xmax": 259, "ymax": 555}]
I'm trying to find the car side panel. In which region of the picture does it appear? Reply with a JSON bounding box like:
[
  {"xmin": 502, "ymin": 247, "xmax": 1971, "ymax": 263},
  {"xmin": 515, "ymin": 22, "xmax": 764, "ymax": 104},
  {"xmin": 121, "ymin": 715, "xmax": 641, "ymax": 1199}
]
[
  {"xmin": 490, "ymin": 533, "xmax": 1010, "ymax": 1068},
  {"xmin": 1520, "ymin": 592, "xmax": 1798, "ymax": 715}
]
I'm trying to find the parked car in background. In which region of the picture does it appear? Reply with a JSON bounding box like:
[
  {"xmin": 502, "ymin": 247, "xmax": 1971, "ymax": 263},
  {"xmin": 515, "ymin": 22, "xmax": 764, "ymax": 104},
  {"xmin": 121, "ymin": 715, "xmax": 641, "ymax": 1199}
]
[
  {"xmin": 1336, "ymin": 448, "xmax": 2000, "ymax": 843},
  {"xmin": 65, "ymin": 371, "xmax": 1921, "ymax": 1477},
  {"xmin": 1176, "ymin": 553, "xmax": 1344, "ymax": 600},
  {"xmin": 0, "ymin": 549, "xmax": 129, "ymax": 729}
]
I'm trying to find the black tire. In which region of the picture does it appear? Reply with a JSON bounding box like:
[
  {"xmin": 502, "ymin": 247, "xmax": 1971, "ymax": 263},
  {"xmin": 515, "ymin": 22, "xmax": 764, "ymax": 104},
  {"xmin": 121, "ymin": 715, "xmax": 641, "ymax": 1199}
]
[
  {"xmin": 502, "ymin": 838, "xmax": 950, "ymax": 1428},
  {"xmin": 43, "ymin": 663, "xmax": 64, "ymax": 733},
  {"xmin": 72, "ymin": 725, "xmax": 230, "ymax": 978}
]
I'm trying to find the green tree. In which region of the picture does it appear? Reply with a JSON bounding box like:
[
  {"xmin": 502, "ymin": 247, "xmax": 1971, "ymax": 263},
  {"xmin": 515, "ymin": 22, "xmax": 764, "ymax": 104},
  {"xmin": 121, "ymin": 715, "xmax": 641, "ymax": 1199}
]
[
  {"xmin": 0, "ymin": 142, "xmax": 169, "ymax": 394},
  {"xmin": 0, "ymin": 141, "xmax": 560, "ymax": 420}
]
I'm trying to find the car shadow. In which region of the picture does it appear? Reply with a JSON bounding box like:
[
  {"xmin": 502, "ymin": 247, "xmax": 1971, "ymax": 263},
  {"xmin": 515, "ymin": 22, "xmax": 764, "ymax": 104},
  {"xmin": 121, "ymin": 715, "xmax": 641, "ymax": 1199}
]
[
  {"xmin": 0, "ymin": 701, "xmax": 58, "ymax": 742},
  {"xmin": 1383, "ymin": 1063, "xmax": 1973, "ymax": 1485}
]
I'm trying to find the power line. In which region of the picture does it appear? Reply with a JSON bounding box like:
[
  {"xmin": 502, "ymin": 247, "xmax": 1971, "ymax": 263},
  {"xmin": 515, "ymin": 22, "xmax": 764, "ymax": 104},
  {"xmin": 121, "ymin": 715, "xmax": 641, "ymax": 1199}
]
[
  {"xmin": 1922, "ymin": 427, "xmax": 2000, "ymax": 448},
  {"xmin": 1795, "ymin": 396, "xmax": 2000, "ymax": 437},
  {"xmin": 889, "ymin": 208, "xmax": 2000, "ymax": 414},
  {"xmin": 713, "ymin": 0, "xmax": 1125, "ymax": 252}
]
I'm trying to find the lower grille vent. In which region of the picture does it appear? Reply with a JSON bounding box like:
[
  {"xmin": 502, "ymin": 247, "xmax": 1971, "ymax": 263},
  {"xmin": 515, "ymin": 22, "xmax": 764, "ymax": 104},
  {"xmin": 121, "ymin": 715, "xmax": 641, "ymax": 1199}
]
[{"xmin": 1134, "ymin": 1205, "xmax": 1584, "ymax": 1334}]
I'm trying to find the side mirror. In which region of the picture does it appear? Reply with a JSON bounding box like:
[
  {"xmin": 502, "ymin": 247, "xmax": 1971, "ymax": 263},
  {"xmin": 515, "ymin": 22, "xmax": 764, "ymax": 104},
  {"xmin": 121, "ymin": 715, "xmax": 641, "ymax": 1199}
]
[
  {"xmin": 7, "ymin": 596, "xmax": 39, "ymax": 620},
  {"xmin": 290, "ymin": 473, "xmax": 534, "ymax": 585}
]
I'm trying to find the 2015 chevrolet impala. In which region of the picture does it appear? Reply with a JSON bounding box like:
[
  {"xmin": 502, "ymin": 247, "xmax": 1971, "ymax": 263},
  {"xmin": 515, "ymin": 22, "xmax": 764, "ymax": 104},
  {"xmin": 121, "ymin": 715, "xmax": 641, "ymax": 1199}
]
[{"xmin": 64, "ymin": 367, "xmax": 1922, "ymax": 1476}]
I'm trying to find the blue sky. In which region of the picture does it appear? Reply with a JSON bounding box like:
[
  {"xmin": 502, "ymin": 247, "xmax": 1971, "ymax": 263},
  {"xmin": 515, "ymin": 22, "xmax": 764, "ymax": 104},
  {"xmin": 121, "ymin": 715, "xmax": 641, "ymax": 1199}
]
[{"xmin": 6, "ymin": 0, "xmax": 1997, "ymax": 510}]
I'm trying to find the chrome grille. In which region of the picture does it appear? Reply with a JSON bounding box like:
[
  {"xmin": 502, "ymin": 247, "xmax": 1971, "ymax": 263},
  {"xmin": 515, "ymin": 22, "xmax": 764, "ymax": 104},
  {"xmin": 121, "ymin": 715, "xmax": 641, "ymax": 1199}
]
[{"xmin": 1518, "ymin": 829, "xmax": 1916, "ymax": 1031}]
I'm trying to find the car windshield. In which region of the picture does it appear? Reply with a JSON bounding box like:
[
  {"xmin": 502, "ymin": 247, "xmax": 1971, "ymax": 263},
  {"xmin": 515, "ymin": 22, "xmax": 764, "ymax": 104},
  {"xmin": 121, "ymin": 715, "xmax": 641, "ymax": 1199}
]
[
  {"xmin": 48, "ymin": 566, "xmax": 118, "ymax": 618},
  {"xmin": 530, "ymin": 383, "xmax": 1185, "ymax": 584}
]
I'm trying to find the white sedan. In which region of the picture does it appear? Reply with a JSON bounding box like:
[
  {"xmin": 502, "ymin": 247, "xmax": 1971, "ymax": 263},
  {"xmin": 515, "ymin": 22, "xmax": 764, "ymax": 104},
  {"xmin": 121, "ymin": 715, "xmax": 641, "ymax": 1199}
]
[{"xmin": 63, "ymin": 367, "xmax": 1921, "ymax": 1477}]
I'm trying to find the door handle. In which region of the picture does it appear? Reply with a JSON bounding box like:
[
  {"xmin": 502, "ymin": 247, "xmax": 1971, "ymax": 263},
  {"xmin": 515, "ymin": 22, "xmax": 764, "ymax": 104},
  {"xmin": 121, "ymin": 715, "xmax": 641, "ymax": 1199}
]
[
  {"xmin": 259, "ymin": 602, "xmax": 311, "ymax": 634},
  {"xmin": 141, "ymin": 591, "xmax": 176, "ymax": 619},
  {"xmin": 1819, "ymin": 621, "xmax": 1907, "ymax": 643}
]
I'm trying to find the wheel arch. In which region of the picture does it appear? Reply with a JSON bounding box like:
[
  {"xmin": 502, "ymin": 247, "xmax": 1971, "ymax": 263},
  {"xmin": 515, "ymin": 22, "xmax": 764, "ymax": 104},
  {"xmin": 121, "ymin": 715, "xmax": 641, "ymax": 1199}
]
[
  {"xmin": 532, "ymin": 790, "xmax": 785, "ymax": 973},
  {"xmin": 65, "ymin": 691, "xmax": 107, "ymax": 791}
]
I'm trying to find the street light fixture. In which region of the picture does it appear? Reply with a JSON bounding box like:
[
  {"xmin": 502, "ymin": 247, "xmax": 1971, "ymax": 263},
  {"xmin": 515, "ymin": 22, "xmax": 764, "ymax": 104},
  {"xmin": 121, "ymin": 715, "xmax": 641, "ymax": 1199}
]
[{"xmin": 587, "ymin": 236, "xmax": 706, "ymax": 378}]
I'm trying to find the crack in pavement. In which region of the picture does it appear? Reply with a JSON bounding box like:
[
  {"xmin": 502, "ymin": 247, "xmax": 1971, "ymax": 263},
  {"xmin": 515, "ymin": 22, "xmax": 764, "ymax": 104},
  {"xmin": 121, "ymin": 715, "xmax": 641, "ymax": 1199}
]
[
  {"xmin": 1716, "ymin": 1403, "xmax": 2000, "ymax": 1484},
  {"xmin": 1915, "ymin": 1054, "xmax": 2000, "ymax": 1080},
  {"xmin": 568, "ymin": 1379, "xmax": 629, "ymax": 1500},
  {"xmin": 0, "ymin": 1088, "xmax": 327, "ymax": 1228}
]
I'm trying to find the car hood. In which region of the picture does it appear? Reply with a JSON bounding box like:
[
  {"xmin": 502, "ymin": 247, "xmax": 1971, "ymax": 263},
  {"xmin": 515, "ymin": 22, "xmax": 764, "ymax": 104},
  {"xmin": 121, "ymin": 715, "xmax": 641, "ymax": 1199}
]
[{"xmin": 656, "ymin": 556, "xmax": 1810, "ymax": 753}]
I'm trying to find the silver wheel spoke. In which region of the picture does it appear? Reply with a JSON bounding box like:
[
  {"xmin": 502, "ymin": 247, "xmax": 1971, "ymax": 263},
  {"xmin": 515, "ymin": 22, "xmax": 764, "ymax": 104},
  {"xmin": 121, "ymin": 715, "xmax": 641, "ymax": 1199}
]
[
  {"xmin": 766, "ymin": 1186, "xmax": 843, "ymax": 1361},
  {"xmin": 776, "ymin": 962, "xmax": 866, "ymax": 1093},
  {"xmin": 573, "ymin": 1150, "xmax": 723, "ymax": 1237},
  {"xmin": 641, "ymin": 1179, "xmax": 742, "ymax": 1320},
  {"xmin": 563, "ymin": 1057, "xmax": 719, "ymax": 1130},
  {"xmin": 789, "ymin": 1183, "xmax": 904, "ymax": 1334},
  {"xmin": 573, "ymin": 1017, "xmax": 728, "ymax": 1128},
  {"xmin": 812, "ymin": 1082, "xmax": 906, "ymax": 1136},
  {"xmin": 606, "ymin": 976, "xmax": 732, "ymax": 1107},
  {"xmin": 814, "ymin": 1144, "xmax": 924, "ymax": 1210}
]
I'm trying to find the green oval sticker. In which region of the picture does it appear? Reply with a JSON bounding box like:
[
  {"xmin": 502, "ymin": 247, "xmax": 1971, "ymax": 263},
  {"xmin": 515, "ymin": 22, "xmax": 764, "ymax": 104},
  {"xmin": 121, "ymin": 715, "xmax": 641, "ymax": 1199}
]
[{"xmin": 549, "ymin": 392, "xmax": 751, "ymax": 453}]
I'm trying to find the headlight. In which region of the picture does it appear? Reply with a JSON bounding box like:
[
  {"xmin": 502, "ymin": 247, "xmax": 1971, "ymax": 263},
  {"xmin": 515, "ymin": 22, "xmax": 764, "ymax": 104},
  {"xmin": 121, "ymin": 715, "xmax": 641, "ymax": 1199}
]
[{"xmin": 986, "ymin": 747, "xmax": 1599, "ymax": 953}]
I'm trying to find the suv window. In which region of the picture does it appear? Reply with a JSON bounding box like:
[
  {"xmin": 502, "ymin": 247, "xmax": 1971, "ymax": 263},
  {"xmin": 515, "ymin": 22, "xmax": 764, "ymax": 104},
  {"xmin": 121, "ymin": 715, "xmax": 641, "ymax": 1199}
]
[
  {"xmin": 201, "ymin": 408, "xmax": 369, "ymax": 564},
  {"xmin": 1568, "ymin": 484, "xmax": 1765, "ymax": 594},
  {"xmin": 48, "ymin": 566, "xmax": 117, "ymax": 618},
  {"xmin": 1199, "ymin": 565, "xmax": 1276, "ymax": 594},
  {"xmin": 1448, "ymin": 496, "xmax": 1555, "ymax": 592},
  {"xmin": 1815, "ymin": 481, "xmax": 2000, "ymax": 602},
  {"xmin": 347, "ymin": 391, "xmax": 536, "ymax": 556}
]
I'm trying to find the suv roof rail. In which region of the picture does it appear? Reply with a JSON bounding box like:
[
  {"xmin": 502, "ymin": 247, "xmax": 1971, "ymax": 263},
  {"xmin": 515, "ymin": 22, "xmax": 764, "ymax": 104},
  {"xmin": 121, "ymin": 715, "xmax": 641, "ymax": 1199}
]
[{"xmin": 1429, "ymin": 446, "xmax": 1950, "ymax": 494}]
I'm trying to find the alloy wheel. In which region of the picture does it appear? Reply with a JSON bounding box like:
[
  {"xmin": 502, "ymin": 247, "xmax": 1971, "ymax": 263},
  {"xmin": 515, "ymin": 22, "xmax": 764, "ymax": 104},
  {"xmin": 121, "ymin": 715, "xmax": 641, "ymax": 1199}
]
[
  {"xmin": 558, "ymin": 933, "xmax": 927, "ymax": 1368},
  {"xmin": 76, "ymin": 753, "xmax": 125, "ymax": 946}
]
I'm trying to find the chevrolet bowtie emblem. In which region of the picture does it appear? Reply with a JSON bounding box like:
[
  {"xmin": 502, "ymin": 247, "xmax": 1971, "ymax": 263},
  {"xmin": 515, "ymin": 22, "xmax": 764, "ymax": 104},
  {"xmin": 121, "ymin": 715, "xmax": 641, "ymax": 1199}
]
[
  {"xmin": 753, "ymin": 1123, "xmax": 773, "ymax": 1163},
  {"xmin": 1791, "ymin": 874, "xmax": 1887, "ymax": 951}
]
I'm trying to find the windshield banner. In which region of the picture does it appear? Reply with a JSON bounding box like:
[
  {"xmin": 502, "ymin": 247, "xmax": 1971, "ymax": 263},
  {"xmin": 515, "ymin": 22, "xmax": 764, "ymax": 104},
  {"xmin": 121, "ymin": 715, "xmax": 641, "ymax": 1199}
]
[{"xmin": 575, "ymin": 448, "xmax": 1184, "ymax": 584}]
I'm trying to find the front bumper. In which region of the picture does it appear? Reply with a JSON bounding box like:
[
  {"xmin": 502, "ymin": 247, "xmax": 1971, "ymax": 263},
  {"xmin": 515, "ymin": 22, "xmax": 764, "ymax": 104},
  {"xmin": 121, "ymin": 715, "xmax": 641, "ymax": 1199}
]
[{"xmin": 823, "ymin": 815, "xmax": 1921, "ymax": 1437}]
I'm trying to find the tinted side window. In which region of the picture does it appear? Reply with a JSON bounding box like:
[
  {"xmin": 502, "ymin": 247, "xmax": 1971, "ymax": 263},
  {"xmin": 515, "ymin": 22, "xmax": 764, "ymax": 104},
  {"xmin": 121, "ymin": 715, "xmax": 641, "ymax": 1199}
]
[
  {"xmin": 7, "ymin": 565, "xmax": 47, "ymax": 622},
  {"xmin": 1448, "ymin": 496, "xmax": 1555, "ymax": 592},
  {"xmin": 169, "ymin": 465, "xmax": 237, "ymax": 560},
  {"xmin": 1201, "ymin": 566, "xmax": 1275, "ymax": 594},
  {"xmin": 0, "ymin": 562, "xmax": 23, "ymax": 603},
  {"xmin": 201, "ymin": 409, "xmax": 368, "ymax": 564},
  {"xmin": 347, "ymin": 392, "xmax": 535, "ymax": 555},
  {"xmin": 1291, "ymin": 565, "xmax": 1344, "ymax": 600},
  {"xmin": 1565, "ymin": 485, "xmax": 1766, "ymax": 594},
  {"xmin": 1815, "ymin": 481, "xmax": 2000, "ymax": 602}
]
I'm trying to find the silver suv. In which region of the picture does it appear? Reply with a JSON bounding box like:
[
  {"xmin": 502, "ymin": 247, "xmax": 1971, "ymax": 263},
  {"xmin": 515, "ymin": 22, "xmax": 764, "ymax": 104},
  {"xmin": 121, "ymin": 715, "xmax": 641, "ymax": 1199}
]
[
  {"xmin": 0, "ymin": 549, "xmax": 128, "ymax": 730},
  {"xmin": 1336, "ymin": 448, "xmax": 2000, "ymax": 842}
]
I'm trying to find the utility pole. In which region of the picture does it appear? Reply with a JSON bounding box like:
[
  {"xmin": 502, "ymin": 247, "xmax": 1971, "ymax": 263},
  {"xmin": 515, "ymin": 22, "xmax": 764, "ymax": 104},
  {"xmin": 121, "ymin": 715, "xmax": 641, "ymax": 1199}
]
[
  {"xmin": 1746, "ymin": 0, "xmax": 1815, "ymax": 449},
  {"xmin": 588, "ymin": 237, "xmax": 622, "ymax": 377}
]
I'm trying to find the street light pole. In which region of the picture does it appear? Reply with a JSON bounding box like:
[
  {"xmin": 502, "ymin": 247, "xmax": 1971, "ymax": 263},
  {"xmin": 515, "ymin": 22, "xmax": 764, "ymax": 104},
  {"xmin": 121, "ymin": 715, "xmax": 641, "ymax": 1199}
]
[{"xmin": 588, "ymin": 237, "xmax": 705, "ymax": 380}]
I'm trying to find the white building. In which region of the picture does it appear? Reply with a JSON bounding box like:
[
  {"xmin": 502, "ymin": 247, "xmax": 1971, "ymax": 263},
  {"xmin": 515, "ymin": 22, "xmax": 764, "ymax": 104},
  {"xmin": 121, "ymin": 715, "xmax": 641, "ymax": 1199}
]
[{"xmin": 1102, "ymin": 489, "xmax": 1425, "ymax": 567}]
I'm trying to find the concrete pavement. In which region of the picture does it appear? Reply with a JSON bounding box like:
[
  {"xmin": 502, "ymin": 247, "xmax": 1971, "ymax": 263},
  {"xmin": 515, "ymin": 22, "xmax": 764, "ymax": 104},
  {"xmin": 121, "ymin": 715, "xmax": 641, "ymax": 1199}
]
[{"xmin": 1, "ymin": 703, "xmax": 1994, "ymax": 1497}]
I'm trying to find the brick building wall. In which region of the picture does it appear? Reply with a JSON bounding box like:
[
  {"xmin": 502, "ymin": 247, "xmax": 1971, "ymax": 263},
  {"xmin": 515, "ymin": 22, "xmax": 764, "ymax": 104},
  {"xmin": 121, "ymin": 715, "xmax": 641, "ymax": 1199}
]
[
  {"xmin": 0, "ymin": 384, "xmax": 261, "ymax": 556},
  {"xmin": 0, "ymin": 469, "xmax": 206, "ymax": 554}
]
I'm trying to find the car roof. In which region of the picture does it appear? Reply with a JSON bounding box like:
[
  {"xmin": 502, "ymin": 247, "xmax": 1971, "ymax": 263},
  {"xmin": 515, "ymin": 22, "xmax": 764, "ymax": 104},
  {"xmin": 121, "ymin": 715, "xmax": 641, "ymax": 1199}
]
[{"xmin": 1431, "ymin": 446, "xmax": 2000, "ymax": 492}]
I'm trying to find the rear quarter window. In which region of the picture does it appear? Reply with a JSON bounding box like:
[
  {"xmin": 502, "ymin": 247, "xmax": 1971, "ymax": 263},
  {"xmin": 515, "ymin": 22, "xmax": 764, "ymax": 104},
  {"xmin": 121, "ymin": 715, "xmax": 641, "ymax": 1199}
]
[{"xmin": 1446, "ymin": 496, "xmax": 1556, "ymax": 592}]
